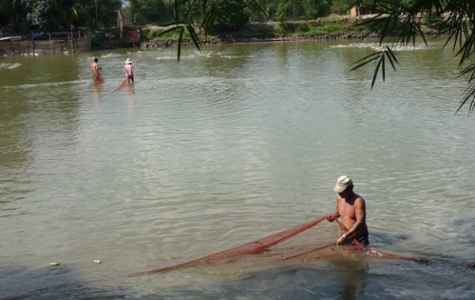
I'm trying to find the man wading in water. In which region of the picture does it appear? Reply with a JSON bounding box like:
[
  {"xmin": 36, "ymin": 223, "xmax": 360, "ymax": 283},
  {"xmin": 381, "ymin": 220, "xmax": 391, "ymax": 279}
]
[
  {"xmin": 327, "ymin": 175, "xmax": 369, "ymax": 246},
  {"xmin": 124, "ymin": 58, "xmax": 134, "ymax": 83},
  {"xmin": 91, "ymin": 57, "xmax": 104, "ymax": 83}
]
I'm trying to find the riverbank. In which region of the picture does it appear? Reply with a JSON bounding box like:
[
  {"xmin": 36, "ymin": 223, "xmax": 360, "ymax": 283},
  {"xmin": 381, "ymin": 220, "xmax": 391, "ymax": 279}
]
[
  {"xmin": 140, "ymin": 32, "xmax": 379, "ymax": 48},
  {"xmin": 0, "ymin": 15, "xmax": 437, "ymax": 55},
  {"xmin": 0, "ymin": 35, "xmax": 91, "ymax": 56},
  {"xmin": 139, "ymin": 16, "xmax": 436, "ymax": 48},
  {"xmin": 140, "ymin": 17, "xmax": 357, "ymax": 47}
]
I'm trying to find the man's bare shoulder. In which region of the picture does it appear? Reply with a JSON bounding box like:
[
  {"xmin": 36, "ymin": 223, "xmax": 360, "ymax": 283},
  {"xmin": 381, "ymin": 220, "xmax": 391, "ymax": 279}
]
[{"xmin": 354, "ymin": 194, "xmax": 366, "ymax": 206}]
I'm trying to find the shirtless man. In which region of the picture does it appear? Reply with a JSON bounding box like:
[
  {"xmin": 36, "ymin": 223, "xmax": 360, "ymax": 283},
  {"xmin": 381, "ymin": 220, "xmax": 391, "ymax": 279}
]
[
  {"xmin": 91, "ymin": 57, "xmax": 104, "ymax": 83},
  {"xmin": 327, "ymin": 175, "xmax": 369, "ymax": 246}
]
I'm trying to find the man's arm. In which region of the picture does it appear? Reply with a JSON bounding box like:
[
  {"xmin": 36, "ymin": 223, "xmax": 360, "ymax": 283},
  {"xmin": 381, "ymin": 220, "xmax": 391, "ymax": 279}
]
[{"xmin": 327, "ymin": 199, "xmax": 340, "ymax": 222}]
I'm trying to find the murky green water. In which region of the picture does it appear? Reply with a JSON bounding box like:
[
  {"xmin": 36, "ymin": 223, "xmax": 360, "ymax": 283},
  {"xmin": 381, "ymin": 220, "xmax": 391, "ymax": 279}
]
[{"xmin": 1, "ymin": 39, "xmax": 475, "ymax": 299}]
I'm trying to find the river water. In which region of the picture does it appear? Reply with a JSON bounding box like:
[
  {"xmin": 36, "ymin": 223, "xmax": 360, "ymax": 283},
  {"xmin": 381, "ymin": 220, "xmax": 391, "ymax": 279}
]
[{"xmin": 1, "ymin": 39, "xmax": 475, "ymax": 299}]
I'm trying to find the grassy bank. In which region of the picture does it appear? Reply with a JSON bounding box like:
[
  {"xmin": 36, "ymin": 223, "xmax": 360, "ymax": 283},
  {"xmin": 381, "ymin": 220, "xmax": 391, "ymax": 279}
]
[
  {"xmin": 141, "ymin": 16, "xmax": 364, "ymax": 45},
  {"xmin": 139, "ymin": 14, "xmax": 438, "ymax": 47}
]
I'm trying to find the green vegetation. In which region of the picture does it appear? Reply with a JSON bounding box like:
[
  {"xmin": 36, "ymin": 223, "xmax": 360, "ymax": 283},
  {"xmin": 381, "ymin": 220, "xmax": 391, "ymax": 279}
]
[
  {"xmin": 349, "ymin": 0, "xmax": 475, "ymax": 114},
  {"xmin": 275, "ymin": 3, "xmax": 289, "ymax": 36},
  {"xmin": 1, "ymin": 0, "xmax": 475, "ymax": 113},
  {"xmin": 0, "ymin": 0, "xmax": 355, "ymax": 32},
  {"xmin": 0, "ymin": 0, "xmax": 121, "ymax": 31},
  {"xmin": 141, "ymin": 16, "xmax": 365, "ymax": 44}
]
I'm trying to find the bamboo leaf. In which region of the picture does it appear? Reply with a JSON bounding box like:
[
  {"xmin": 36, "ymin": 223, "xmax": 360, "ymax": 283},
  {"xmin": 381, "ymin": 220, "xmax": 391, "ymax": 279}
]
[
  {"xmin": 186, "ymin": 23, "xmax": 201, "ymax": 52},
  {"xmin": 174, "ymin": 0, "xmax": 179, "ymax": 25},
  {"xmin": 459, "ymin": 64, "xmax": 475, "ymax": 81},
  {"xmin": 248, "ymin": 0, "xmax": 268, "ymax": 18},
  {"xmin": 379, "ymin": 16, "xmax": 391, "ymax": 46},
  {"xmin": 350, "ymin": 51, "xmax": 381, "ymax": 71},
  {"xmin": 184, "ymin": 0, "xmax": 200, "ymax": 16},
  {"xmin": 371, "ymin": 58, "xmax": 383, "ymax": 89},
  {"xmin": 177, "ymin": 27, "xmax": 184, "ymax": 62},
  {"xmin": 385, "ymin": 47, "xmax": 398, "ymax": 71},
  {"xmin": 456, "ymin": 83, "xmax": 475, "ymax": 115}
]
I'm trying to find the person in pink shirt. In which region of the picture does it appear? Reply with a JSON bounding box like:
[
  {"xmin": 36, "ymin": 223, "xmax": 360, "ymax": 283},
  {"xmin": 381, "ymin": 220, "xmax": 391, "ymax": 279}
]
[{"xmin": 124, "ymin": 58, "xmax": 134, "ymax": 83}]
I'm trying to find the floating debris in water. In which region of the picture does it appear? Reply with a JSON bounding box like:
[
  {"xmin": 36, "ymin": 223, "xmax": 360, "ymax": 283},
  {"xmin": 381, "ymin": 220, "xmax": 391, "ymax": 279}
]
[{"xmin": 0, "ymin": 63, "xmax": 21, "ymax": 69}]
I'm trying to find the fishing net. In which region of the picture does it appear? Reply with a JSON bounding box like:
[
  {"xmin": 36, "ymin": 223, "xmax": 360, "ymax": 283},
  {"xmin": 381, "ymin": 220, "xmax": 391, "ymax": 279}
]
[
  {"xmin": 129, "ymin": 216, "xmax": 428, "ymax": 277},
  {"xmin": 93, "ymin": 72, "xmax": 105, "ymax": 84}
]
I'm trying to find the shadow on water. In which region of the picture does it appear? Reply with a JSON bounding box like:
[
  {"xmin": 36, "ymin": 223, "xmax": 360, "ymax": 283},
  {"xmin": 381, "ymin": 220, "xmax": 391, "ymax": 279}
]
[
  {"xmin": 134, "ymin": 258, "xmax": 474, "ymax": 300},
  {"xmin": 452, "ymin": 218, "xmax": 475, "ymax": 241},
  {"xmin": 1, "ymin": 254, "xmax": 475, "ymax": 300},
  {"xmin": 0, "ymin": 262, "xmax": 173, "ymax": 300},
  {"xmin": 0, "ymin": 263, "xmax": 116, "ymax": 300},
  {"xmin": 369, "ymin": 232, "xmax": 412, "ymax": 246}
]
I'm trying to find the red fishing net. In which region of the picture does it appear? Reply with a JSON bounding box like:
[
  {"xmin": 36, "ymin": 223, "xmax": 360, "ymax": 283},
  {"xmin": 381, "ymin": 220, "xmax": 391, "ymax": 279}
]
[{"xmin": 129, "ymin": 216, "xmax": 427, "ymax": 277}]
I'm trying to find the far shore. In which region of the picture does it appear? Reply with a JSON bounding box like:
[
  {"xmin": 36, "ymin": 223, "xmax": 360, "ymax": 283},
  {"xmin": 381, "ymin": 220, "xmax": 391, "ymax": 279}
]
[
  {"xmin": 138, "ymin": 17, "xmax": 438, "ymax": 49},
  {"xmin": 140, "ymin": 33, "xmax": 375, "ymax": 48}
]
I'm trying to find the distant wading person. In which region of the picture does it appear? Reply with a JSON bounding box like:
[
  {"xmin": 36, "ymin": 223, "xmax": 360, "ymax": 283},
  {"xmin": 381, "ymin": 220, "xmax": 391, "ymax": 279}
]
[
  {"xmin": 91, "ymin": 57, "xmax": 104, "ymax": 83},
  {"xmin": 327, "ymin": 175, "xmax": 369, "ymax": 246},
  {"xmin": 124, "ymin": 58, "xmax": 134, "ymax": 83}
]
